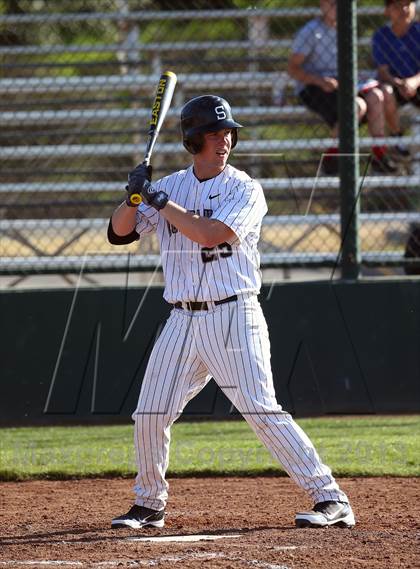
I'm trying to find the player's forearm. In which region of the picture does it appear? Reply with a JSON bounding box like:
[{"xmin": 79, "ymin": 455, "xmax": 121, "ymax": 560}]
[
  {"xmin": 160, "ymin": 201, "xmax": 229, "ymax": 248},
  {"xmin": 111, "ymin": 201, "xmax": 138, "ymax": 235}
]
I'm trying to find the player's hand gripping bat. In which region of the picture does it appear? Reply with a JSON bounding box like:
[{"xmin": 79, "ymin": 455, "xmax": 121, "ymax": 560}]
[{"xmin": 127, "ymin": 71, "xmax": 177, "ymax": 207}]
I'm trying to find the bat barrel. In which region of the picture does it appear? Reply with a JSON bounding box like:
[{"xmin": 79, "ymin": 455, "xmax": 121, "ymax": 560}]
[
  {"xmin": 128, "ymin": 70, "xmax": 177, "ymax": 207},
  {"xmin": 148, "ymin": 71, "xmax": 178, "ymax": 133}
]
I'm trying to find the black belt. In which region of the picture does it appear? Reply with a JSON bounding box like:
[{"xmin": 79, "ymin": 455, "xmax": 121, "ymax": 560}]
[{"xmin": 173, "ymin": 294, "xmax": 238, "ymax": 311}]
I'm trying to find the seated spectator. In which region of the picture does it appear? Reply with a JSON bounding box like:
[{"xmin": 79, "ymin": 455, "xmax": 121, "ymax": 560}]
[
  {"xmin": 287, "ymin": 0, "xmax": 398, "ymax": 175},
  {"xmin": 373, "ymin": 0, "xmax": 420, "ymax": 160}
]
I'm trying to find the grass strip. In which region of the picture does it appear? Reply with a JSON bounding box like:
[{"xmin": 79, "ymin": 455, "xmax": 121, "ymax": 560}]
[{"xmin": 0, "ymin": 415, "xmax": 418, "ymax": 481}]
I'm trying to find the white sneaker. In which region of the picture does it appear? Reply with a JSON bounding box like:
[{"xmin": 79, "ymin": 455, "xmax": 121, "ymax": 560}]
[
  {"xmin": 111, "ymin": 504, "xmax": 165, "ymax": 529},
  {"xmin": 295, "ymin": 501, "xmax": 355, "ymax": 528}
]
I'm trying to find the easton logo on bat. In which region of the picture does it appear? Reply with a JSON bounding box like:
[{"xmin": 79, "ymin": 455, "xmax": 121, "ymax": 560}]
[{"xmin": 150, "ymin": 78, "xmax": 167, "ymax": 127}]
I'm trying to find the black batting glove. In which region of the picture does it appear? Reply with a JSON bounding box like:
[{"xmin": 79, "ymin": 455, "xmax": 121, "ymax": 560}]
[
  {"xmin": 128, "ymin": 164, "xmax": 152, "ymax": 192},
  {"xmin": 140, "ymin": 181, "xmax": 169, "ymax": 211},
  {"xmin": 125, "ymin": 164, "xmax": 153, "ymax": 207},
  {"xmin": 125, "ymin": 164, "xmax": 168, "ymax": 211}
]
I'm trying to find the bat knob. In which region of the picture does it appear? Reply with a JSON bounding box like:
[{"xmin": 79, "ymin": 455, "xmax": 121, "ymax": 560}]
[{"xmin": 129, "ymin": 194, "xmax": 143, "ymax": 206}]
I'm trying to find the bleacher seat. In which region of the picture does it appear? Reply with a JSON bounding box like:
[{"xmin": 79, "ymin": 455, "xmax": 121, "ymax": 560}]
[{"xmin": 0, "ymin": 4, "xmax": 418, "ymax": 275}]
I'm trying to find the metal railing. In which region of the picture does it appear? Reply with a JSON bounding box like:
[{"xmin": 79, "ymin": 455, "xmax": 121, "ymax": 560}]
[{"xmin": 1, "ymin": 1, "xmax": 419, "ymax": 277}]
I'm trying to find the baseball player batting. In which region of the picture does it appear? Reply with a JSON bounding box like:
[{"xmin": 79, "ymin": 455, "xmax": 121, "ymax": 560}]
[{"xmin": 107, "ymin": 95, "xmax": 355, "ymax": 530}]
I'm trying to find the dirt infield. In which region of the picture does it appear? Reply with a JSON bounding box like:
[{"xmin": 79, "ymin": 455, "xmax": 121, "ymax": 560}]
[{"xmin": 1, "ymin": 476, "xmax": 419, "ymax": 568}]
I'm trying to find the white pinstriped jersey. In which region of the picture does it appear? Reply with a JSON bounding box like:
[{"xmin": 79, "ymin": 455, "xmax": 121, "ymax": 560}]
[
  {"xmin": 135, "ymin": 164, "xmax": 268, "ymax": 304},
  {"xmin": 129, "ymin": 164, "xmax": 349, "ymax": 516}
]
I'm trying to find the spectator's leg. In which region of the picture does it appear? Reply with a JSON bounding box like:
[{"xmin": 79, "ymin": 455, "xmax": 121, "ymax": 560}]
[
  {"xmin": 381, "ymin": 83, "xmax": 401, "ymax": 135},
  {"xmin": 363, "ymin": 89, "xmax": 385, "ymax": 137},
  {"xmin": 299, "ymin": 86, "xmax": 340, "ymax": 175},
  {"xmin": 356, "ymin": 96, "xmax": 367, "ymax": 124},
  {"xmin": 362, "ymin": 88, "xmax": 398, "ymax": 174},
  {"xmin": 382, "ymin": 84, "xmax": 412, "ymax": 160}
]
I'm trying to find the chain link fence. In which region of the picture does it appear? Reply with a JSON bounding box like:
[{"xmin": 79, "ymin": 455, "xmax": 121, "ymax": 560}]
[{"xmin": 1, "ymin": 0, "xmax": 419, "ymax": 277}]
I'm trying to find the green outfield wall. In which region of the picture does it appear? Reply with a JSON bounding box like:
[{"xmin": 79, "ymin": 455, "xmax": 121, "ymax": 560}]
[{"xmin": 1, "ymin": 280, "xmax": 419, "ymax": 425}]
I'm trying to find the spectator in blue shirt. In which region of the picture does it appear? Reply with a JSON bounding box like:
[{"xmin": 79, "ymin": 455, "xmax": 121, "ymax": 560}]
[
  {"xmin": 288, "ymin": 0, "xmax": 399, "ymax": 175},
  {"xmin": 372, "ymin": 0, "xmax": 420, "ymax": 158}
]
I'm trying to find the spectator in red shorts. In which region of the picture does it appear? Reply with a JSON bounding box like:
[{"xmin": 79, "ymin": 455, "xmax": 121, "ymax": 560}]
[
  {"xmin": 288, "ymin": 0, "xmax": 399, "ymax": 175},
  {"xmin": 372, "ymin": 0, "xmax": 420, "ymax": 160}
]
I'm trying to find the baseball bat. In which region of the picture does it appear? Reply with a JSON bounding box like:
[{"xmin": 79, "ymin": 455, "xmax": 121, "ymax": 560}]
[{"xmin": 128, "ymin": 70, "xmax": 177, "ymax": 206}]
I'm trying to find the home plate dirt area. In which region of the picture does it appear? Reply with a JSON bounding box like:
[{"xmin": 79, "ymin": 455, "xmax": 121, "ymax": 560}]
[{"xmin": 1, "ymin": 477, "xmax": 419, "ymax": 569}]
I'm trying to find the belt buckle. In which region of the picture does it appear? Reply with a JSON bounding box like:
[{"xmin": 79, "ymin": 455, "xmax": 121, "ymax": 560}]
[{"xmin": 189, "ymin": 301, "xmax": 208, "ymax": 311}]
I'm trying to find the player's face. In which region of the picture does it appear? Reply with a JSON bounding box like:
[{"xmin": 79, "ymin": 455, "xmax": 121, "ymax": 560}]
[
  {"xmin": 200, "ymin": 128, "xmax": 232, "ymax": 169},
  {"xmin": 387, "ymin": 1, "xmax": 416, "ymax": 24}
]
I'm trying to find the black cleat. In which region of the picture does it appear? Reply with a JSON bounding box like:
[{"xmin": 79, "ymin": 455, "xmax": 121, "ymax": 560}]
[
  {"xmin": 295, "ymin": 500, "xmax": 355, "ymax": 528},
  {"xmin": 111, "ymin": 504, "xmax": 165, "ymax": 529}
]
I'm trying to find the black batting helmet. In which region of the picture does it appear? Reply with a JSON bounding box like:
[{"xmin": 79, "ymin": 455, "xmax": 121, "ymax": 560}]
[{"xmin": 180, "ymin": 95, "xmax": 243, "ymax": 154}]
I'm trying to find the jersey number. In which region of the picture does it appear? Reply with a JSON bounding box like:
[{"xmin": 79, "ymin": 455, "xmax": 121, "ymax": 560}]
[{"xmin": 201, "ymin": 242, "xmax": 232, "ymax": 263}]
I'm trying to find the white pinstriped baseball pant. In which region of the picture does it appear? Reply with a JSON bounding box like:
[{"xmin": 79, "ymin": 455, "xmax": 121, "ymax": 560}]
[{"xmin": 132, "ymin": 295, "xmax": 348, "ymax": 510}]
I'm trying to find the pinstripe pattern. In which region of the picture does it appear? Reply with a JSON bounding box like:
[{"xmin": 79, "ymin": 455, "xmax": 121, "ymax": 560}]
[
  {"xmin": 130, "ymin": 162, "xmax": 348, "ymax": 513},
  {"xmin": 132, "ymin": 297, "xmax": 348, "ymax": 510},
  {"xmin": 134, "ymin": 164, "xmax": 267, "ymax": 303}
]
